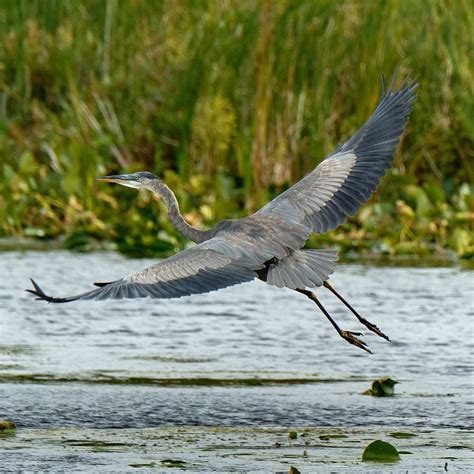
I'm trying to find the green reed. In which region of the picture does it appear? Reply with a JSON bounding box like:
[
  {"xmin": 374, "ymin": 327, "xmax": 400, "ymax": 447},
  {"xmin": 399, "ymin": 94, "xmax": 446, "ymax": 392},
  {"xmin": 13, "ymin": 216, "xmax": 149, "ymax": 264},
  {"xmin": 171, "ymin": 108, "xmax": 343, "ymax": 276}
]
[{"xmin": 0, "ymin": 0, "xmax": 472, "ymax": 257}]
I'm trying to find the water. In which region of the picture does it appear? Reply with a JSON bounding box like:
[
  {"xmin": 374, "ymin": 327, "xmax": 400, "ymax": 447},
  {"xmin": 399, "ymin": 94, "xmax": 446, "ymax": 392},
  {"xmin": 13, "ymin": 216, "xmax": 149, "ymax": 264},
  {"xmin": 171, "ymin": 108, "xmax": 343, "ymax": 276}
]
[{"xmin": 0, "ymin": 251, "xmax": 473, "ymax": 470}]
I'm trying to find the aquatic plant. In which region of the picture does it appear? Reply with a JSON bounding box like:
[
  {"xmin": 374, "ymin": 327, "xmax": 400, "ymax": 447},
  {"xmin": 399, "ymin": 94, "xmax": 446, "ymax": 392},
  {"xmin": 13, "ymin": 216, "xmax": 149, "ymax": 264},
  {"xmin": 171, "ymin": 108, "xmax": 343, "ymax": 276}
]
[
  {"xmin": 362, "ymin": 440, "xmax": 401, "ymax": 462},
  {"xmin": 0, "ymin": 1, "xmax": 472, "ymax": 257},
  {"xmin": 362, "ymin": 377, "xmax": 398, "ymax": 397}
]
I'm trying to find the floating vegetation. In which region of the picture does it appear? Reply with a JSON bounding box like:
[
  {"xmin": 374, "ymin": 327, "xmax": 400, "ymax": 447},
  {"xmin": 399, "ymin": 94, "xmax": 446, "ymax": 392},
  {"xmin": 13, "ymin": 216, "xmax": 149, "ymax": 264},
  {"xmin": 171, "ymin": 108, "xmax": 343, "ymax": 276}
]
[
  {"xmin": 0, "ymin": 1, "xmax": 472, "ymax": 259},
  {"xmin": 363, "ymin": 377, "xmax": 399, "ymax": 397},
  {"xmin": 390, "ymin": 432, "xmax": 418, "ymax": 439},
  {"xmin": 319, "ymin": 434, "xmax": 349, "ymax": 440},
  {"xmin": 61, "ymin": 439, "xmax": 133, "ymax": 452},
  {"xmin": 160, "ymin": 459, "xmax": 187, "ymax": 467},
  {"xmin": 0, "ymin": 420, "xmax": 16, "ymax": 431},
  {"xmin": 3, "ymin": 426, "xmax": 470, "ymax": 471},
  {"xmin": 0, "ymin": 372, "xmax": 346, "ymax": 387},
  {"xmin": 288, "ymin": 431, "xmax": 298, "ymax": 440},
  {"xmin": 362, "ymin": 440, "xmax": 401, "ymax": 463}
]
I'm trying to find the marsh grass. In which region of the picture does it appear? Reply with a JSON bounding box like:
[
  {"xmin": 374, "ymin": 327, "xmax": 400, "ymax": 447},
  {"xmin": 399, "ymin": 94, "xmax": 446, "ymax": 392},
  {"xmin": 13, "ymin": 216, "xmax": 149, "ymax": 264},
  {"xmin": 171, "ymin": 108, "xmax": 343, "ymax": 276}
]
[{"xmin": 0, "ymin": 0, "xmax": 472, "ymax": 256}]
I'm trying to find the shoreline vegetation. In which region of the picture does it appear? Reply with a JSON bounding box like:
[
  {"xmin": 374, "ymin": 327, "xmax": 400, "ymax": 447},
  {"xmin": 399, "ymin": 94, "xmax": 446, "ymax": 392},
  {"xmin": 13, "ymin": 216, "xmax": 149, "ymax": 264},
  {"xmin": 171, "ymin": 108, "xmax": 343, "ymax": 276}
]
[
  {"xmin": 1, "ymin": 1, "xmax": 472, "ymax": 259},
  {"xmin": 3, "ymin": 237, "xmax": 474, "ymax": 271}
]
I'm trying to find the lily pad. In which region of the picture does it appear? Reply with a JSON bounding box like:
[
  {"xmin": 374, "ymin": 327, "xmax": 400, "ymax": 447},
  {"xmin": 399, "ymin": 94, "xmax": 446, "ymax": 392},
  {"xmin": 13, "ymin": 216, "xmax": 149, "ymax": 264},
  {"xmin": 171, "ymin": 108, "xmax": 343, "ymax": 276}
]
[
  {"xmin": 362, "ymin": 440, "xmax": 401, "ymax": 462},
  {"xmin": 363, "ymin": 377, "xmax": 398, "ymax": 396},
  {"xmin": 288, "ymin": 431, "xmax": 298, "ymax": 440}
]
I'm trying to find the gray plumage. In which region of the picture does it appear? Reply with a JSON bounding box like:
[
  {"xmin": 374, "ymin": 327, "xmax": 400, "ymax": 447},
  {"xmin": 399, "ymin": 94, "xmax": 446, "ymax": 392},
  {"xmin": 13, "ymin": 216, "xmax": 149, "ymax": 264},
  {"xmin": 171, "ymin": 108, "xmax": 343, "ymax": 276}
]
[
  {"xmin": 257, "ymin": 75, "xmax": 417, "ymax": 234},
  {"xmin": 28, "ymin": 75, "xmax": 417, "ymax": 306}
]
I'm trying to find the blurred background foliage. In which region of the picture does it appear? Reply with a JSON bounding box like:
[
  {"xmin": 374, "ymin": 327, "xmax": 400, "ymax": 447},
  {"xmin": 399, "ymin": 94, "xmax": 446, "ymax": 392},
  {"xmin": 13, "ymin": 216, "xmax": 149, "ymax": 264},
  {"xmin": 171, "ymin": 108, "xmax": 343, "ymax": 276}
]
[{"xmin": 0, "ymin": 0, "xmax": 472, "ymax": 258}]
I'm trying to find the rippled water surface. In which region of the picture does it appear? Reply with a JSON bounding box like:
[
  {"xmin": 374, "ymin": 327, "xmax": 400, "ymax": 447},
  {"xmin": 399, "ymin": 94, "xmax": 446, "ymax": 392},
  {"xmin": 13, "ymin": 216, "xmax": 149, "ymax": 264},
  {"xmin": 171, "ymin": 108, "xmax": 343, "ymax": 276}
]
[{"xmin": 1, "ymin": 251, "xmax": 473, "ymax": 431}]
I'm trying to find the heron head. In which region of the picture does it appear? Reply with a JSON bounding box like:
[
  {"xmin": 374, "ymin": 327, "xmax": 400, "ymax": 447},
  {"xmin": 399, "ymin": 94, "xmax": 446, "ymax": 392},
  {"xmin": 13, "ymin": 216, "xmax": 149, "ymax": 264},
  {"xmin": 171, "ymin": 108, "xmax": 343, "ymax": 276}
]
[{"xmin": 97, "ymin": 171, "xmax": 160, "ymax": 190}]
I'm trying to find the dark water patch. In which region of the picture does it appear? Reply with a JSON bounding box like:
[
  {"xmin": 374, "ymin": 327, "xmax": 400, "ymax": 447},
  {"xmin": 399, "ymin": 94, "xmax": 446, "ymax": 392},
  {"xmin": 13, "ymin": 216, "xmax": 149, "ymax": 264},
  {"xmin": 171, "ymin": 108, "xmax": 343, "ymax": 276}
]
[
  {"xmin": 0, "ymin": 372, "xmax": 349, "ymax": 387},
  {"xmin": 1, "ymin": 382, "xmax": 473, "ymax": 430},
  {"xmin": 0, "ymin": 364, "xmax": 25, "ymax": 370},
  {"xmin": 0, "ymin": 345, "xmax": 35, "ymax": 356},
  {"xmin": 125, "ymin": 354, "xmax": 217, "ymax": 363}
]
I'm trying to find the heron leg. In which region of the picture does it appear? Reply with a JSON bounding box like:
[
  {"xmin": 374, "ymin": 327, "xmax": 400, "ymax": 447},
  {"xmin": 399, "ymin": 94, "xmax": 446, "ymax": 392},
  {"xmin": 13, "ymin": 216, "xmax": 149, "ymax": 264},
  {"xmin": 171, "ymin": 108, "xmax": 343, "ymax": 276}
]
[
  {"xmin": 295, "ymin": 289, "xmax": 372, "ymax": 353},
  {"xmin": 323, "ymin": 281, "xmax": 390, "ymax": 341}
]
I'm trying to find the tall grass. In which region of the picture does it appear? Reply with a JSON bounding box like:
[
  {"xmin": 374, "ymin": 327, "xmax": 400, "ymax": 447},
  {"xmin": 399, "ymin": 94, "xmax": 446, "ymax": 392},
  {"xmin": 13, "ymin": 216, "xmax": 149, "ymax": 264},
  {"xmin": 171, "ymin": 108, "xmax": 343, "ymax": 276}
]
[{"xmin": 0, "ymin": 0, "xmax": 472, "ymax": 256}]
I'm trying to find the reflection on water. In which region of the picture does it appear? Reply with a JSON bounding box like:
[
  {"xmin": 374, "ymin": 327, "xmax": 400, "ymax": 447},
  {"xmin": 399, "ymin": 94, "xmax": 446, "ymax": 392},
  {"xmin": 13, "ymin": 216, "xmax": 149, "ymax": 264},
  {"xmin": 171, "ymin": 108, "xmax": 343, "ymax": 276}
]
[{"xmin": 0, "ymin": 251, "xmax": 473, "ymax": 429}]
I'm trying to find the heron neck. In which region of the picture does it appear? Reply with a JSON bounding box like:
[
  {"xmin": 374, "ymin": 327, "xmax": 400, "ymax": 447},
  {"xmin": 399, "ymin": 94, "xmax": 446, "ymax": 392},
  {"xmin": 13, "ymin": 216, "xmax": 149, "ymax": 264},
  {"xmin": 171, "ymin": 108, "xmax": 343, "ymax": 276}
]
[{"xmin": 150, "ymin": 180, "xmax": 210, "ymax": 243}]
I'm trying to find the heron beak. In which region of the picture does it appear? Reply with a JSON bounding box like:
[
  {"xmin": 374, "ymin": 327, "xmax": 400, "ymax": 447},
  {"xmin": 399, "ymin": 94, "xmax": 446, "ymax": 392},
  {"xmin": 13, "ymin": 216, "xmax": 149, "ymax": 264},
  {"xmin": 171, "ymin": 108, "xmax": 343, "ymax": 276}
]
[
  {"xmin": 97, "ymin": 174, "xmax": 140, "ymax": 189},
  {"xmin": 97, "ymin": 174, "xmax": 133, "ymax": 183}
]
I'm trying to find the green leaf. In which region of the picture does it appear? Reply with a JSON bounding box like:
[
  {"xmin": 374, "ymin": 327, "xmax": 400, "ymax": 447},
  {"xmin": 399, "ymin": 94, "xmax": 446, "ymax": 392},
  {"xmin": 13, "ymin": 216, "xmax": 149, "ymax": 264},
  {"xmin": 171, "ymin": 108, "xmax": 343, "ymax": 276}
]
[
  {"xmin": 403, "ymin": 185, "xmax": 433, "ymax": 218},
  {"xmin": 424, "ymin": 183, "xmax": 446, "ymax": 204},
  {"xmin": 362, "ymin": 440, "xmax": 400, "ymax": 462},
  {"xmin": 449, "ymin": 227, "xmax": 473, "ymax": 257},
  {"xmin": 24, "ymin": 227, "xmax": 46, "ymax": 238},
  {"xmin": 288, "ymin": 430, "xmax": 298, "ymax": 440},
  {"xmin": 18, "ymin": 151, "xmax": 37, "ymax": 175}
]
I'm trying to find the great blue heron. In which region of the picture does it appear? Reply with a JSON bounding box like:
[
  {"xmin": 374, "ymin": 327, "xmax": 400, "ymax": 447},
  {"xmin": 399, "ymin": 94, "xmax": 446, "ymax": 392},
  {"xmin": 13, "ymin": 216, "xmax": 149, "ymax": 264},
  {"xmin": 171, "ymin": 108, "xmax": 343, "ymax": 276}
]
[{"xmin": 28, "ymin": 75, "xmax": 417, "ymax": 353}]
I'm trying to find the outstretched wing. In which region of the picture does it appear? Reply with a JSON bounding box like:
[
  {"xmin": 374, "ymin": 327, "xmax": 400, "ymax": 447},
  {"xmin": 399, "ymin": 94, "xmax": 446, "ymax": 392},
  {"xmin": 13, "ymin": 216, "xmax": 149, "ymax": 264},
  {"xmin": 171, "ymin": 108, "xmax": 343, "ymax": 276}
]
[
  {"xmin": 27, "ymin": 237, "xmax": 259, "ymax": 303},
  {"xmin": 256, "ymin": 75, "xmax": 418, "ymax": 234}
]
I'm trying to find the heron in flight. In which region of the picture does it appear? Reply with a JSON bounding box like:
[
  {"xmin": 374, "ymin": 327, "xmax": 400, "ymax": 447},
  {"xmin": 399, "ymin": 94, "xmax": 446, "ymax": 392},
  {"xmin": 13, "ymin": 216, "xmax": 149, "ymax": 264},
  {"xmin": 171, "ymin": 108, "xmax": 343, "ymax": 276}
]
[{"xmin": 28, "ymin": 75, "xmax": 417, "ymax": 353}]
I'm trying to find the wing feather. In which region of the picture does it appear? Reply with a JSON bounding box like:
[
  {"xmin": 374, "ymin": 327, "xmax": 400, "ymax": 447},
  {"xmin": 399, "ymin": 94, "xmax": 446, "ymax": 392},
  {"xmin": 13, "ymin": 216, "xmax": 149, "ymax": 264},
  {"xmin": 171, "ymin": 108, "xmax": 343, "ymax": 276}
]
[
  {"xmin": 256, "ymin": 75, "xmax": 417, "ymax": 234},
  {"xmin": 27, "ymin": 236, "xmax": 260, "ymax": 303}
]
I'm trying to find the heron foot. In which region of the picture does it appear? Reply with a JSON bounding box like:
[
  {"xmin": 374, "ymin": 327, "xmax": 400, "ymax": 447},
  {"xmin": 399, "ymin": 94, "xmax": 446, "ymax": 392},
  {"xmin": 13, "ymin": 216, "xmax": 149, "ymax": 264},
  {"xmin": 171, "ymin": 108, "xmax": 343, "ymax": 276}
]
[
  {"xmin": 339, "ymin": 330, "xmax": 372, "ymax": 354},
  {"xmin": 295, "ymin": 288, "xmax": 373, "ymax": 354},
  {"xmin": 357, "ymin": 317, "xmax": 390, "ymax": 341},
  {"xmin": 323, "ymin": 281, "xmax": 390, "ymax": 342}
]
